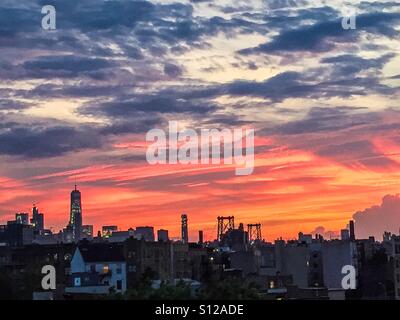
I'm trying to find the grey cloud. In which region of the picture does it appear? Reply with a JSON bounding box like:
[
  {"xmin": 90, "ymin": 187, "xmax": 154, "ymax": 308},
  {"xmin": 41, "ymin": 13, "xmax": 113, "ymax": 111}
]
[
  {"xmin": 240, "ymin": 12, "xmax": 400, "ymax": 54},
  {"xmin": 354, "ymin": 195, "xmax": 400, "ymax": 239},
  {"xmin": 0, "ymin": 125, "xmax": 103, "ymax": 158}
]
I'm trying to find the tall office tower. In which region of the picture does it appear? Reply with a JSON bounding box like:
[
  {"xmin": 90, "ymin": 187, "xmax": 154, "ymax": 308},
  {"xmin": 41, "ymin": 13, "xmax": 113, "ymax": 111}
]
[
  {"xmin": 69, "ymin": 185, "xmax": 82, "ymax": 242},
  {"xmin": 349, "ymin": 220, "xmax": 355, "ymax": 241},
  {"xmin": 30, "ymin": 205, "xmax": 44, "ymax": 232},
  {"xmin": 181, "ymin": 214, "xmax": 188, "ymax": 244},
  {"xmin": 15, "ymin": 213, "xmax": 29, "ymax": 225}
]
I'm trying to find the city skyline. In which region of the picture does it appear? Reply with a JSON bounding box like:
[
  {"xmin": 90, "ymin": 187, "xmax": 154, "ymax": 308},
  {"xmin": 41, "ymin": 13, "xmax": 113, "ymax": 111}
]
[
  {"xmin": 0, "ymin": 183, "xmax": 399, "ymax": 242},
  {"xmin": 0, "ymin": 0, "xmax": 399, "ymax": 242}
]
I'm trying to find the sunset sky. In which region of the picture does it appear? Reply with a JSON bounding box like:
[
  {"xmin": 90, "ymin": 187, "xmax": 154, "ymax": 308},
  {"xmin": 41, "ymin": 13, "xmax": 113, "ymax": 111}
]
[{"xmin": 0, "ymin": 0, "xmax": 400, "ymax": 241}]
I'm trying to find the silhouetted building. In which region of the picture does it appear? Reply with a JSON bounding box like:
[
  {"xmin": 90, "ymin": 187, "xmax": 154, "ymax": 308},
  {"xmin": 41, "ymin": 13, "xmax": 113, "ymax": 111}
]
[
  {"xmin": 341, "ymin": 229, "xmax": 350, "ymax": 241},
  {"xmin": 15, "ymin": 213, "xmax": 29, "ymax": 225},
  {"xmin": 157, "ymin": 229, "xmax": 169, "ymax": 242},
  {"xmin": 322, "ymin": 240, "xmax": 358, "ymax": 289},
  {"xmin": 135, "ymin": 226, "xmax": 154, "ymax": 242},
  {"xmin": 198, "ymin": 230, "xmax": 204, "ymax": 244},
  {"xmin": 181, "ymin": 214, "xmax": 188, "ymax": 244},
  {"xmin": 220, "ymin": 223, "xmax": 248, "ymax": 250},
  {"xmin": 108, "ymin": 229, "xmax": 134, "ymax": 243},
  {"xmin": 102, "ymin": 225, "xmax": 118, "ymax": 238},
  {"xmin": 69, "ymin": 185, "xmax": 82, "ymax": 242},
  {"xmin": 30, "ymin": 205, "xmax": 44, "ymax": 233},
  {"xmin": 82, "ymin": 225, "xmax": 93, "ymax": 239},
  {"xmin": 0, "ymin": 223, "xmax": 34, "ymax": 246},
  {"xmin": 390, "ymin": 235, "xmax": 400, "ymax": 299},
  {"xmin": 349, "ymin": 220, "xmax": 355, "ymax": 241}
]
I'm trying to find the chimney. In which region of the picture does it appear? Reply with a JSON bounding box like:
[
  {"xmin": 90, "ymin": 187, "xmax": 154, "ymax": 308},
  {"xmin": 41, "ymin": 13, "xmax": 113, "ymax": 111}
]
[
  {"xmin": 349, "ymin": 220, "xmax": 355, "ymax": 241},
  {"xmin": 198, "ymin": 230, "xmax": 204, "ymax": 244}
]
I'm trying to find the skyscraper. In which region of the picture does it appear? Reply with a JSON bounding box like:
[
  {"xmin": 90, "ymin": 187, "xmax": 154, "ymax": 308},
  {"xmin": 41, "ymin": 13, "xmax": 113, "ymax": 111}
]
[
  {"xmin": 181, "ymin": 214, "xmax": 188, "ymax": 244},
  {"xmin": 30, "ymin": 205, "xmax": 44, "ymax": 232},
  {"xmin": 69, "ymin": 185, "xmax": 82, "ymax": 242}
]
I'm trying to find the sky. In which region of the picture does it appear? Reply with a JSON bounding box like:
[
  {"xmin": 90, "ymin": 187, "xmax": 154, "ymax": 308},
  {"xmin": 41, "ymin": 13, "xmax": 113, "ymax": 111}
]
[{"xmin": 0, "ymin": 0, "xmax": 399, "ymax": 241}]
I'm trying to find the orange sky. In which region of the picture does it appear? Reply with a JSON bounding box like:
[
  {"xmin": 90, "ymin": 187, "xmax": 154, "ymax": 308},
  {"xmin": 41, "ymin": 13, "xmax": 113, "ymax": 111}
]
[{"xmin": 1, "ymin": 128, "xmax": 400, "ymax": 242}]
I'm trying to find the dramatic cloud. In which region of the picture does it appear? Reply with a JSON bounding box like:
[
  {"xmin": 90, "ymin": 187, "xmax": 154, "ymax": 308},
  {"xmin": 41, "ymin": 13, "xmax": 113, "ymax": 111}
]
[
  {"xmin": 310, "ymin": 226, "xmax": 339, "ymax": 240},
  {"xmin": 240, "ymin": 11, "xmax": 400, "ymax": 54},
  {"xmin": 0, "ymin": 0, "xmax": 399, "ymax": 239},
  {"xmin": 353, "ymin": 195, "xmax": 400, "ymax": 240},
  {"xmin": 0, "ymin": 125, "xmax": 103, "ymax": 158}
]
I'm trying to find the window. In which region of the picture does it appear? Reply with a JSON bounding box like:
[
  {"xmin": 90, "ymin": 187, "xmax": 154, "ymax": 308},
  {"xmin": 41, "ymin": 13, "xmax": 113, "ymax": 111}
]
[
  {"xmin": 74, "ymin": 277, "xmax": 81, "ymax": 287},
  {"xmin": 269, "ymin": 281, "xmax": 275, "ymax": 289},
  {"xmin": 116, "ymin": 280, "xmax": 122, "ymax": 290},
  {"xmin": 103, "ymin": 265, "xmax": 109, "ymax": 274},
  {"xmin": 90, "ymin": 264, "xmax": 96, "ymax": 272},
  {"xmin": 116, "ymin": 265, "xmax": 122, "ymax": 274}
]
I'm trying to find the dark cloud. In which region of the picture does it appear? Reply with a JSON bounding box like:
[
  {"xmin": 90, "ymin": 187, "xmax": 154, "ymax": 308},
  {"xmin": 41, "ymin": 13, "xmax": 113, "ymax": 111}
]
[
  {"xmin": 0, "ymin": 0, "xmax": 398, "ymax": 165},
  {"xmin": 164, "ymin": 63, "xmax": 184, "ymax": 78},
  {"xmin": 21, "ymin": 55, "xmax": 114, "ymax": 79},
  {"xmin": 0, "ymin": 125, "xmax": 102, "ymax": 158},
  {"xmin": 100, "ymin": 116, "xmax": 165, "ymax": 135},
  {"xmin": 0, "ymin": 99, "xmax": 33, "ymax": 111},
  {"xmin": 321, "ymin": 53, "xmax": 395, "ymax": 77},
  {"xmin": 23, "ymin": 55, "xmax": 112, "ymax": 72},
  {"xmin": 274, "ymin": 107, "xmax": 372, "ymax": 135},
  {"xmin": 80, "ymin": 95, "xmax": 217, "ymax": 119},
  {"xmin": 240, "ymin": 12, "xmax": 400, "ymax": 54}
]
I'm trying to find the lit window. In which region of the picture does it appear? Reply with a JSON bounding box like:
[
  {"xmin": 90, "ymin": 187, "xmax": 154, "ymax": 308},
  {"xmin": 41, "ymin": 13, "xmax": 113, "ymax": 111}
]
[
  {"xmin": 103, "ymin": 265, "xmax": 109, "ymax": 273},
  {"xmin": 269, "ymin": 281, "xmax": 275, "ymax": 289},
  {"xmin": 74, "ymin": 277, "xmax": 81, "ymax": 287}
]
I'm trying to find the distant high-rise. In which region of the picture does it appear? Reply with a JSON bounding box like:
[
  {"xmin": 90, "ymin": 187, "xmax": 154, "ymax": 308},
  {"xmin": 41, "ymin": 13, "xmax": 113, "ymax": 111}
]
[
  {"xmin": 15, "ymin": 213, "xmax": 29, "ymax": 225},
  {"xmin": 30, "ymin": 205, "xmax": 44, "ymax": 232},
  {"xmin": 69, "ymin": 185, "xmax": 82, "ymax": 242},
  {"xmin": 157, "ymin": 229, "xmax": 169, "ymax": 242},
  {"xmin": 102, "ymin": 225, "xmax": 118, "ymax": 238},
  {"xmin": 181, "ymin": 214, "xmax": 188, "ymax": 244},
  {"xmin": 135, "ymin": 226, "xmax": 154, "ymax": 241},
  {"xmin": 341, "ymin": 229, "xmax": 350, "ymax": 241}
]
